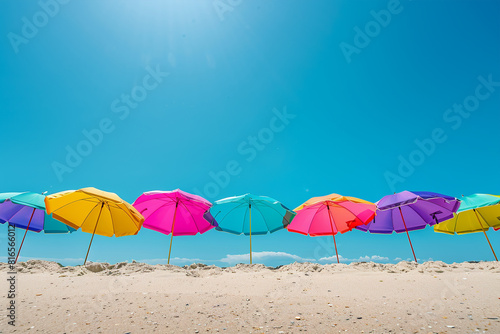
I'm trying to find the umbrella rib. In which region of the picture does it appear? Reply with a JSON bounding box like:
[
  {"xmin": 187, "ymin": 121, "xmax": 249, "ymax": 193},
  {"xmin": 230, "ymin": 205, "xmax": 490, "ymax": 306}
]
[
  {"xmin": 120, "ymin": 203, "xmax": 143, "ymax": 228},
  {"xmin": 364, "ymin": 215, "xmax": 376, "ymax": 233},
  {"xmin": 405, "ymin": 203, "xmax": 433, "ymax": 230},
  {"xmin": 11, "ymin": 208, "xmax": 42, "ymax": 231},
  {"xmin": 49, "ymin": 196, "xmax": 102, "ymax": 213},
  {"xmin": 4, "ymin": 203, "xmax": 31, "ymax": 224},
  {"xmin": 475, "ymin": 209, "xmax": 492, "ymax": 229},
  {"xmin": 452, "ymin": 212, "xmax": 459, "ymax": 235},
  {"xmin": 328, "ymin": 205, "xmax": 338, "ymax": 234},
  {"xmin": 138, "ymin": 199, "xmax": 176, "ymax": 220},
  {"xmin": 176, "ymin": 196, "xmax": 211, "ymax": 210},
  {"xmin": 178, "ymin": 200, "xmax": 201, "ymax": 233},
  {"xmin": 104, "ymin": 202, "xmax": 124, "ymax": 209},
  {"xmin": 378, "ymin": 197, "xmax": 420, "ymax": 211},
  {"xmin": 335, "ymin": 204, "xmax": 359, "ymax": 226},
  {"xmin": 105, "ymin": 202, "xmax": 114, "ymax": 236},
  {"xmin": 391, "ymin": 208, "xmax": 399, "ymax": 232},
  {"xmin": 417, "ymin": 199, "xmax": 457, "ymax": 218},
  {"xmin": 252, "ymin": 204, "xmax": 272, "ymax": 234},
  {"xmin": 172, "ymin": 191, "xmax": 206, "ymax": 204},
  {"xmin": 306, "ymin": 204, "xmax": 326, "ymax": 235},
  {"xmin": 181, "ymin": 201, "xmax": 207, "ymax": 211},
  {"xmin": 251, "ymin": 200, "xmax": 294, "ymax": 225},
  {"xmin": 213, "ymin": 202, "xmax": 248, "ymax": 227},
  {"xmin": 152, "ymin": 196, "xmax": 209, "ymax": 211},
  {"xmin": 108, "ymin": 203, "xmax": 140, "ymax": 235},
  {"xmin": 428, "ymin": 198, "xmax": 460, "ymax": 212},
  {"xmin": 329, "ymin": 202, "xmax": 369, "ymax": 228},
  {"xmin": 79, "ymin": 201, "xmax": 103, "ymax": 231},
  {"xmin": 241, "ymin": 204, "xmax": 250, "ymax": 235}
]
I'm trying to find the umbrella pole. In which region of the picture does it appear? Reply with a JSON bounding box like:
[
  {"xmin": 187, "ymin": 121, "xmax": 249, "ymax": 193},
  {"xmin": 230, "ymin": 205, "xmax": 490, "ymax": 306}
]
[
  {"xmin": 167, "ymin": 201, "xmax": 179, "ymax": 265},
  {"xmin": 249, "ymin": 204, "xmax": 252, "ymax": 264},
  {"xmin": 84, "ymin": 202, "xmax": 105, "ymax": 265},
  {"xmin": 473, "ymin": 209, "xmax": 498, "ymax": 261},
  {"xmin": 15, "ymin": 208, "xmax": 36, "ymax": 264},
  {"xmin": 327, "ymin": 204, "xmax": 339, "ymax": 264},
  {"xmin": 398, "ymin": 207, "xmax": 417, "ymax": 263},
  {"xmin": 332, "ymin": 233, "xmax": 339, "ymax": 264}
]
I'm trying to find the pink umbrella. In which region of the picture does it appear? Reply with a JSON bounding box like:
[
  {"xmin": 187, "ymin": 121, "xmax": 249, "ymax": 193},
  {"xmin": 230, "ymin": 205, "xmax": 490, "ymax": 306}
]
[
  {"xmin": 287, "ymin": 194, "xmax": 376, "ymax": 263},
  {"xmin": 133, "ymin": 189, "xmax": 214, "ymax": 264}
]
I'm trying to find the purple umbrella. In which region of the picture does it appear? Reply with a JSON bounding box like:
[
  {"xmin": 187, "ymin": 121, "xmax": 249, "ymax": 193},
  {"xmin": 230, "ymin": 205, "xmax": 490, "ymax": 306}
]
[
  {"xmin": 0, "ymin": 192, "xmax": 75, "ymax": 263},
  {"xmin": 356, "ymin": 191, "xmax": 460, "ymax": 262}
]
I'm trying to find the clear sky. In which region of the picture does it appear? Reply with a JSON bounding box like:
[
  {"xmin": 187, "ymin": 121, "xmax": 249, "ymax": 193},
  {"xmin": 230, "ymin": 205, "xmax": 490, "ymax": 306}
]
[{"xmin": 1, "ymin": 0, "xmax": 499, "ymax": 267}]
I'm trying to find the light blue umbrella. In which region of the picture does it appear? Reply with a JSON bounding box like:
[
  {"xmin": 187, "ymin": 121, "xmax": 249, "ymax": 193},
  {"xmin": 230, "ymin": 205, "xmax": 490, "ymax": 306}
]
[
  {"xmin": 0, "ymin": 192, "xmax": 76, "ymax": 262},
  {"xmin": 204, "ymin": 194, "xmax": 295, "ymax": 264}
]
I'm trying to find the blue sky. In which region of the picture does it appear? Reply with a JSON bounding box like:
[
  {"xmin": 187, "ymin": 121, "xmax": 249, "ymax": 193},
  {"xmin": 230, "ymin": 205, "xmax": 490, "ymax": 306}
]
[{"xmin": 1, "ymin": 0, "xmax": 499, "ymax": 267}]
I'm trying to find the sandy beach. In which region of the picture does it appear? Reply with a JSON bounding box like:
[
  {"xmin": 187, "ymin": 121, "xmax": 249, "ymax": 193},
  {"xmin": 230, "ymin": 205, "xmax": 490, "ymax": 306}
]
[{"xmin": 1, "ymin": 260, "xmax": 499, "ymax": 333}]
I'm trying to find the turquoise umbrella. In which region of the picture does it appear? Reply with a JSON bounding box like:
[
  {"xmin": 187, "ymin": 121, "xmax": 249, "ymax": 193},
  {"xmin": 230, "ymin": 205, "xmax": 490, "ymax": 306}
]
[
  {"xmin": 0, "ymin": 192, "xmax": 76, "ymax": 262},
  {"xmin": 203, "ymin": 194, "xmax": 295, "ymax": 264}
]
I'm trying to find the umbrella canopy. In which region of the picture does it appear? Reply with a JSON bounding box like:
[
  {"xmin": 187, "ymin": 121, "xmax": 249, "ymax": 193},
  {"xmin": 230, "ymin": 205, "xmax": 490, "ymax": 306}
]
[
  {"xmin": 357, "ymin": 191, "xmax": 460, "ymax": 234},
  {"xmin": 287, "ymin": 194, "xmax": 376, "ymax": 263},
  {"xmin": 495, "ymin": 195, "xmax": 500, "ymax": 231},
  {"xmin": 0, "ymin": 192, "xmax": 76, "ymax": 262},
  {"xmin": 133, "ymin": 189, "xmax": 214, "ymax": 264},
  {"xmin": 434, "ymin": 194, "xmax": 500, "ymax": 234},
  {"xmin": 45, "ymin": 187, "xmax": 144, "ymax": 264},
  {"xmin": 356, "ymin": 191, "xmax": 460, "ymax": 262},
  {"xmin": 204, "ymin": 194, "xmax": 295, "ymax": 264},
  {"xmin": 0, "ymin": 192, "xmax": 75, "ymax": 233},
  {"xmin": 434, "ymin": 194, "xmax": 500, "ymax": 261}
]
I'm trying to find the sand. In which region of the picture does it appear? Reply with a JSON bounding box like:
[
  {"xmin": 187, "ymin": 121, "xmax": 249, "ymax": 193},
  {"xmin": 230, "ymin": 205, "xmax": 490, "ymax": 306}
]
[{"xmin": 1, "ymin": 260, "xmax": 499, "ymax": 333}]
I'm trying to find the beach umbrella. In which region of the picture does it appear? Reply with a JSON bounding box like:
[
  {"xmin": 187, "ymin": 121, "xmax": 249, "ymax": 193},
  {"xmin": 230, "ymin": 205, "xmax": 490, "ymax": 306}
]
[
  {"xmin": 434, "ymin": 194, "xmax": 500, "ymax": 261},
  {"xmin": 287, "ymin": 194, "xmax": 376, "ymax": 263},
  {"xmin": 203, "ymin": 194, "xmax": 295, "ymax": 264},
  {"xmin": 356, "ymin": 191, "xmax": 460, "ymax": 262},
  {"xmin": 45, "ymin": 187, "xmax": 144, "ymax": 265},
  {"xmin": 0, "ymin": 192, "xmax": 76, "ymax": 263},
  {"xmin": 133, "ymin": 189, "xmax": 214, "ymax": 264},
  {"xmin": 494, "ymin": 196, "xmax": 500, "ymax": 231}
]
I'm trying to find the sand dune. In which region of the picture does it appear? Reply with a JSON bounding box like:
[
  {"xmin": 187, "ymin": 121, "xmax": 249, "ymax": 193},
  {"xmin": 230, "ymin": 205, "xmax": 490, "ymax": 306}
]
[{"xmin": 1, "ymin": 260, "xmax": 499, "ymax": 333}]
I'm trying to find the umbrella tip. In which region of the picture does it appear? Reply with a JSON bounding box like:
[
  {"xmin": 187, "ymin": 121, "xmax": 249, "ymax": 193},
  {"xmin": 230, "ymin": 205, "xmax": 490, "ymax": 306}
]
[{"xmin": 42, "ymin": 191, "xmax": 48, "ymax": 195}]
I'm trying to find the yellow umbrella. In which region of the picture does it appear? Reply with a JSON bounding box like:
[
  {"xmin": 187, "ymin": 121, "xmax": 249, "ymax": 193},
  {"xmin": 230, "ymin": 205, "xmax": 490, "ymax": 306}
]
[
  {"xmin": 434, "ymin": 194, "xmax": 500, "ymax": 261},
  {"xmin": 45, "ymin": 187, "xmax": 144, "ymax": 264}
]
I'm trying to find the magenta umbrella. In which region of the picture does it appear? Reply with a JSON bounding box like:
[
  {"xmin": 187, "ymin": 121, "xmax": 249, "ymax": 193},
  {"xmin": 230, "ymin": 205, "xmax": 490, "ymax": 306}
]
[{"xmin": 133, "ymin": 189, "xmax": 214, "ymax": 264}]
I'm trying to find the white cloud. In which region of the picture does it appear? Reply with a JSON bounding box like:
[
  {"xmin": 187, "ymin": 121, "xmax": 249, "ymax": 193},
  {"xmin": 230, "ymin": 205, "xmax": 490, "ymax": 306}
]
[
  {"xmin": 364, "ymin": 255, "xmax": 389, "ymax": 261},
  {"xmin": 137, "ymin": 257, "xmax": 209, "ymax": 265},
  {"xmin": 140, "ymin": 252, "xmax": 316, "ymax": 266},
  {"xmin": 318, "ymin": 254, "xmax": 389, "ymax": 263},
  {"xmin": 145, "ymin": 252, "xmax": 390, "ymax": 266},
  {"xmin": 1, "ymin": 252, "xmax": 393, "ymax": 267},
  {"xmin": 0, "ymin": 256, "xmax": 84, "ymax": 265},
  {"xmin": 220, "ymin": 251, "xmax": 315, "ymax": 264}
]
